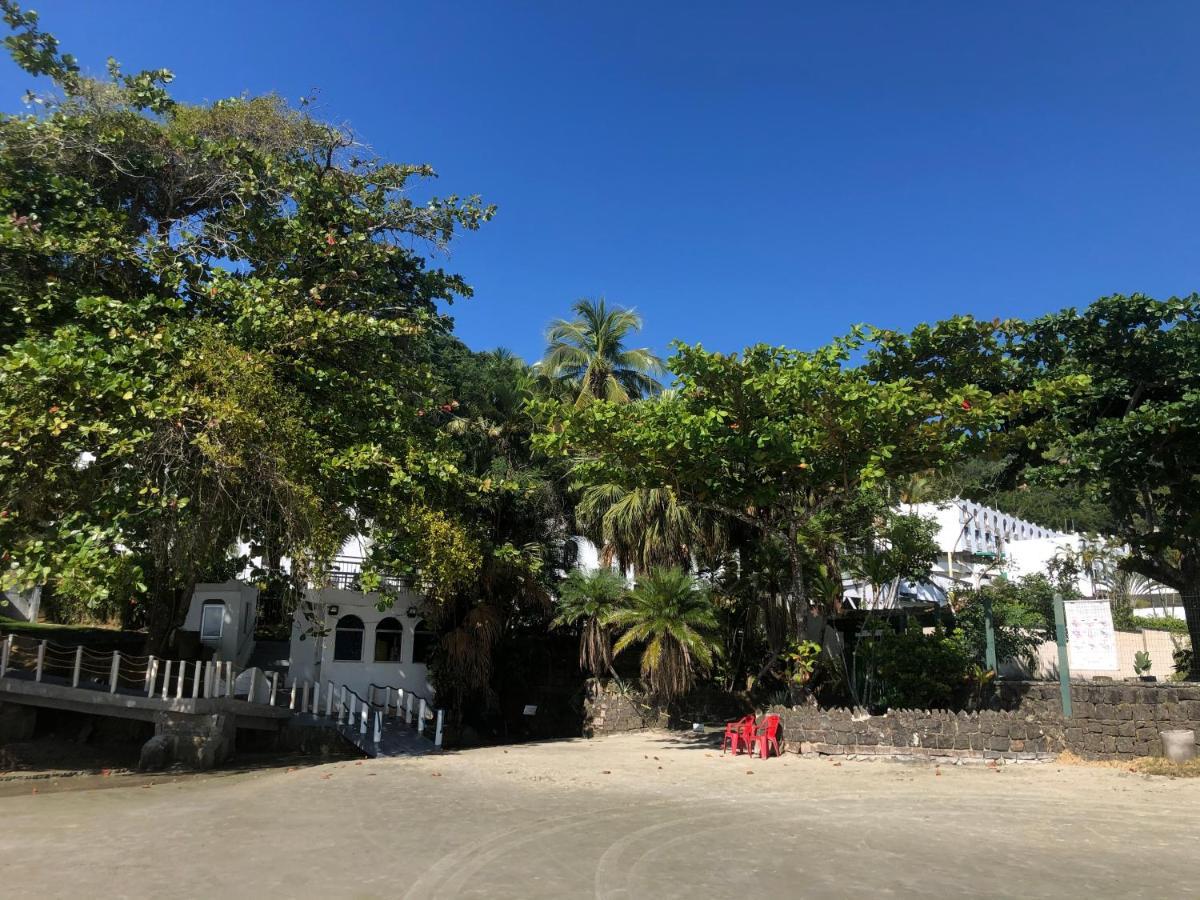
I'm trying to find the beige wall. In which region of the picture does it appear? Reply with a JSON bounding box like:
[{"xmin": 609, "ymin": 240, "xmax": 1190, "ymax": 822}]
[{"xmin": 1010, "ymin": 629, "xmax": 1186, "ymax": 681}]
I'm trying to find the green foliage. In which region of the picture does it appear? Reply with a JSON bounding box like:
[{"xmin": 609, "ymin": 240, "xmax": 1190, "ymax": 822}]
[
  {"xmin": 854, "ymin": 626, "xmax": 972, "ymax": 711},
  {"xmin": 782, "ymin": 639, "xmax": 822, "ymax": 686},
  {"xmin": 1131, "ymin": 616, "xmax": 1188, "ymax": 635},
  {"xmin": 1133, "ymin": 650, "xmax": 1152, "ymax": 676},
  {"xmin": 0, "ymin": 5, "xmax": 494, "ymax": 639},
  {"xmin": 608, "ymin": 567, "xmax": 721, "ymax": 700},
  {"xmin": 541, "ymin": 298, "xmax": 665, "ymax": 406},
  {"xmin": 553, "ymin": 568, "xmax": 626, "ymax": 675},
  {"xmin": 950, "ymin": 575, "xmax": 1055, "ymax": 671}
]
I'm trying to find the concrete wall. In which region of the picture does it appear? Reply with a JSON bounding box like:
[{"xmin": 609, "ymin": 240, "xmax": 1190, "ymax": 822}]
[
  {"xmin": 288, "ymin": 587, "xmax": 434, "ymax": 702},
  {"xmin": 182, "ymin": 581, "xmax": 259, "ymax": 666}
]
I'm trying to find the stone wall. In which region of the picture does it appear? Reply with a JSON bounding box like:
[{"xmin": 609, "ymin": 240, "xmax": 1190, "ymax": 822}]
[{"xmin": 583, "ymin": 679, "xmax": 1200, "ymax": 760}]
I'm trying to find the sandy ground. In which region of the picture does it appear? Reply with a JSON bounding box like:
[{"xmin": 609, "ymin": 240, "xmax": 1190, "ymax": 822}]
[{"xmin": 2, "ymin": 730, "xmax": 1199, "ymax": 899}]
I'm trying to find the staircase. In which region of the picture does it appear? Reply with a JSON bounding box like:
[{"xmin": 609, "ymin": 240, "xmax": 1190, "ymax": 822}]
[{"xmin": 246, "ymin": 639, "xmax": 290, "ymax": 676}]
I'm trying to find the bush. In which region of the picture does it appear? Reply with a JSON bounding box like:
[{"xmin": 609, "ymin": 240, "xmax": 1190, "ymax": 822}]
[
  {"xmin": 1132, "ymin": 615, "xmax": 1188, "ymax": 635},
  {"xmin": 950, "ymin": 575, "xmax": 1055, "ymax": 671},
  {"xmin": 853, "ymin": 626, "xmax": 971, "ymax": 711}
]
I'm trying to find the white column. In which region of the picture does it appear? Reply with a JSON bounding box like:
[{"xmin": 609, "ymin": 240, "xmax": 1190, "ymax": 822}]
[
  {"xmin": 35, "ymin": 640, "xmax": 46, "ymax": 682},
  {"xmin": 192, "ymin": 661, "xmax": 203, "ymax": 698},
  {"xmin": 144, "ymin": 655, "xmax": 156, "ymax": 694},
  {"xmin": 109, "ymin": 651, "xmax": 120, "ymax": 694},
  {"xmin": 72, "ymin": 646, "xmax": 83, "ymax": 688},
  {"xmin": 161, "ymin": 660, "xmax": 172, "ymax": 699},
  {"xmin": 225, "ymin": 662, "xmax": 234, "ymax": 699},
  {"xmin": 373, "ymin": 710, "xmax": 382, "ymax": 743},
  {"xmin": 406, "ymin": 692, "xmax": 415, "ymax": 725},
  {"xmin": 383, "ymin": 686, "xmax": 392, "ymax": 718},
  {"xmin": 359, "ymin": 700, "xmax": 368, "ymax": 735},
  {"xmin": 204, "ymin": 660, "xmax": 214, "ymax": 697},
  {"xmin": 289, "ymin": 680, "xmax": 297, "ymax": 710},
  {"xmin": 346, "ymin": 694, "xmax": 355, "ymax": 726},
  {"xmin": 325, "ymin": 681, "xmax": 334, "ymax": 717},
  {"xmin": 269, "ymin": 671, "xmax": 279, "ymax": 706},
  {"xmin": 435, "ymin": 709, "xmax": 444, "ymax": 748},
  {"xmin": 397, "ymin": 688, "xmax": 405, "ymax": 720},
  {"xmin": 175, "ymin": 661, "xmax": 186, "ymax": 699},
  {"xmin": 248, "ymin": 667, "xmax": 258, "ymax": 704},
  {"xmin": 418, "ymin": 698, "xmax": 427, "ymax": 735}
]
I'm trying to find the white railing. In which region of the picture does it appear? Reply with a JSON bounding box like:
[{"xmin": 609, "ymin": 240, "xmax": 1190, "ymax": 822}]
[{"xmin": 283, "ymin": 675, "xmax": 444, "ymax": 748}]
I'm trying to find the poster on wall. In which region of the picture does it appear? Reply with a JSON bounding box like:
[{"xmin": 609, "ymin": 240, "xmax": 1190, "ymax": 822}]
[{"xmin": 1064, "ymin": 600, "xmax": 1118, "ymax": 671}]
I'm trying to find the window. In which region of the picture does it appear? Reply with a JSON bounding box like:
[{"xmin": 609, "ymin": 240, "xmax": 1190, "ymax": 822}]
[
  {"xmin": 411, "ymin": 619, "xmax": 437, "ymax": 665},
  {"xmin": 374, "ymin": 617, "xmax": 403, "ymax": 663},
  {"xmin": 333, "ymin": 615, "xmax": 365, "ymax": 661},
  {"xmin": 200, "ymin": 602, "xmax": 224, "ymax": 641}
]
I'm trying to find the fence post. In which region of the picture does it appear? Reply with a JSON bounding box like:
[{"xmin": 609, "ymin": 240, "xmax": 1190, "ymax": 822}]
[
  {"xmin": 161, "ymin": 659, "xmax": 172, "ymax": 699},
  {"xmin": 269, "ymin": 671, "xmax": 279, "ymax": 706},
  {"xmin": 176, "ymin": 661, "xmax": 186, "ymax": 699},
  {"xmin": 147, "ymin": 658, "xmax": 158, "ymax": 697},
  {"xmin": 1053, "ymin": 592, "xmax": 1073, "ymax": 717},
  {"xmin": 983, "ymin": 595, "xmax": 998, "ymax": 674},
  {"xmin": 225, "ymin": 662, "xmax": 234, "ymax": 699},
  {"xmin": 418, "ymin": 698, "xmax": 427, "ymax": 736},
  {"xmin": 0, "ymin": 634, "xmax": 11, "ymax": 677},
  {"xmin": 360, "ymin": 699, "xmax": 368, "ymax": 735},
  {"xmin": 35, "ymin": 640, "xmax": 46, "ymax": 682},
  {"xmin": 435, "ymin": 709, "xmax": 444, "ymax": 748},
  {"xmin": 73, "ymin": 645, "xmax": 83, "ymax": 688},
  {"xmin": 109, "ymin": 651, "xmax": 120, "ymax": 694},
  {"xmin": 192, "ymin": 660, "xmax": 203, "ymax": 698}
]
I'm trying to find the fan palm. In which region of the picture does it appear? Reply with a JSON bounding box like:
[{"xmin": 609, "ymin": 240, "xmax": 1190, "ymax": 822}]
[
  {"xmin": 553, "ymin": 568, "xmax": 627, "ymax": 675},
  {"xmin": 608, "ymin": 567, "xmax": 720, "ymax": 700},
  {"xmin": 541, "ymin": 298, "xmax": 665, "ymax": 406},
  {"xmin": 576, "ymin": 481, "xmax": 725, "ymax": 573}
]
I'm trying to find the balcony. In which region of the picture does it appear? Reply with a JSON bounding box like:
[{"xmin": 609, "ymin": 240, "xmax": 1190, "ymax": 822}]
[{"xmin": 322, "ymin": 556, "xmax": 408, "ymax": 593}]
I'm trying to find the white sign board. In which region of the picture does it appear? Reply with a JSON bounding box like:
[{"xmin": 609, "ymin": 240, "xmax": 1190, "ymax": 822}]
[{"xmin": 1064, "ymin": 600, "xmax": 1118, "ymax": 671}]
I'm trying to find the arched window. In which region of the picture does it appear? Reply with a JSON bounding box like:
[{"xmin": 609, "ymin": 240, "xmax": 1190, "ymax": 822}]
[
  {"xmin": 411, "ymin": 619, "xmax": 437, "ymax": 665},
  {"xmin": 333, "ymin": 615, "xmax": 364, "ymax": 661},
  {"xmin": 374, "ymin": 617, "xmax": 403, "ymax": 663}
]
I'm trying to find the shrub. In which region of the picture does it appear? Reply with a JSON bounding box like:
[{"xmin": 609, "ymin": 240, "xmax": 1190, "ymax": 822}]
[
  {"xmin": 853, "ymin": 626, "xmax": 971, "ymax": 711},
  {"xmin": 950, "ymin": 575, "xmax": 1055, "ymax": 671}
]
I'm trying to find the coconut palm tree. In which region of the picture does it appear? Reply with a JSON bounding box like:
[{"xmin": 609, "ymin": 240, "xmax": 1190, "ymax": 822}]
[
  {"xmin": 541, "ymin": 298, "xmax": 665, "ymax": 406},
  {"xmin": 553, "ymin": 568, "xmax": 627, "ymax": 675},
  {"xmin": 608, "ymin": 567, "xmax": 720, "ymax": 700}
]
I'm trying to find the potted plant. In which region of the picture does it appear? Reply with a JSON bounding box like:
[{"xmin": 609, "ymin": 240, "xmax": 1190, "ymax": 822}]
[{"xmin": 1133, "ymin": 650, "xmax": 1156, "ymax": 682}]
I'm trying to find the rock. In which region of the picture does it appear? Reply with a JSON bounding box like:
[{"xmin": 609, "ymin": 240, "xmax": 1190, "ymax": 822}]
[{"xmin": 138, "ymin": 735, "xmax": 172, "ymax": 771}]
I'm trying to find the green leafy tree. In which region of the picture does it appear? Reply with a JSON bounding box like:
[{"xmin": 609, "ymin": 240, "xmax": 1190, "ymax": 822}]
[
  {"xmin": 0, "ymin": 4, "xmax": 493, "ymax": 642},
  {"xmin": 949, "ymin": 575, "xmax": 1055, "ymax": 672},
  {"xmin": 553, "ymin": 567, "xmax": 626, "ymax": 675},
  {"xmin": 540, "ymin": 298, "xmax": 665, "ymax": 406},
  {"xmin": 608, "ymin": 567, "xmax": 720, "ymax": 700}
]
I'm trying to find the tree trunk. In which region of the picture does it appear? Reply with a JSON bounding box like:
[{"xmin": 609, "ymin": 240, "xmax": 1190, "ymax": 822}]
[{"xmin": 1182, "ymin": 579, "xmax": 1200, "ymax": 680}]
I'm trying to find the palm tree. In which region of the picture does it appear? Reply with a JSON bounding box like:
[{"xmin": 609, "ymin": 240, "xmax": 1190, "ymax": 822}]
[
  {"xmin": 541, "ymin": 298, "xmax": 665, "ymax": 406},
  {"xmin": 553, "ymin": 568, "xmax": 627, "ymax": 675},
  {"xmin": 608, "ymin": 567, "xmax": 720, "ymax": 700},
  {"xmin": 576, "ymin": 481, "xmax": 725, "ymax": 573}
]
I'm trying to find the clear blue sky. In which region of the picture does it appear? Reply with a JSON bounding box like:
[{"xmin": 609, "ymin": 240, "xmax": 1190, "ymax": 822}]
[{"xmin": 4, "ymin": 2, "xmax": 1199, "ymax": 363}]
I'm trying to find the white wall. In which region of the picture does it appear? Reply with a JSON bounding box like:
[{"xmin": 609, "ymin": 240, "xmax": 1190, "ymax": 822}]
[
  {"xmin": 183, "ymin": 581, "xmax": 259, "ymax": 665},
  {"xmin": 288, "ymin": 587, "xmax": 435, "ymax": 703}
]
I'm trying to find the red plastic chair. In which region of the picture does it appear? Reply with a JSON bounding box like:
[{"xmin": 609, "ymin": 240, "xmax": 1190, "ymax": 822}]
[
  {"xmin": 750, "ymin": 713, "xmax": 784, "ymax": 760},
  {"xmin": 721, "ymin": 715, "xmax": 756, "ymax": 755}
]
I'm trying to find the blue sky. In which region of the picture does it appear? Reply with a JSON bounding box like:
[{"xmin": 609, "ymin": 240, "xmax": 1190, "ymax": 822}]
[{"xmin": 3, "ymin": 2, "xmax": 1199, "ymax": 363}]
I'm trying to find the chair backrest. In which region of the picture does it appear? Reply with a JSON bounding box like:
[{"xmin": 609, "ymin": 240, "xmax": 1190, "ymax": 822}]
[{"xmin": 762, "ymin": 713, "xmax": 780, "ymax": 738}]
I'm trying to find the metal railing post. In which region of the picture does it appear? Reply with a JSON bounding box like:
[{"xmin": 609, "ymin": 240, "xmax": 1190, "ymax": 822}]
[
  {"xmin": 435, "ymin": 709, "xmax": 444, "ymax": 748},
  {"xmin": 109, "ymin": 651, "xmax": 120, "ymax": 694},
  {"xmin": 72, "ymin": 645, "xmax": 83, "ymax": 688},
  {"xmin": 35, "ymin": 640, "xmax": 46, "ymax": 682}
]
